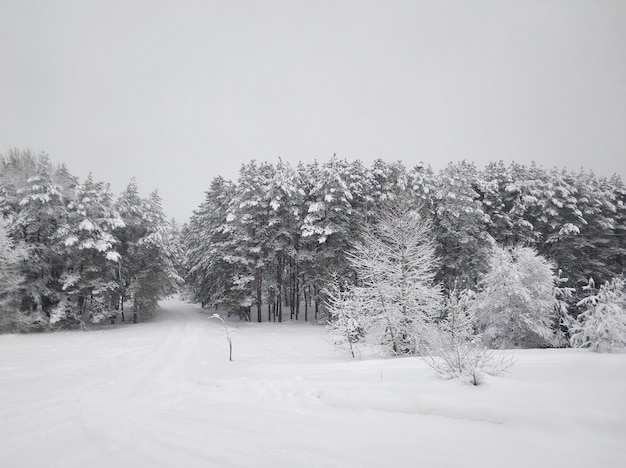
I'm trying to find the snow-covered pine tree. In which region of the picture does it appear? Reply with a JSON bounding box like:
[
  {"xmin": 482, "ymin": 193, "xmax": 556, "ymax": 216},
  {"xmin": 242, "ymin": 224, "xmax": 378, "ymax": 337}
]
[
  {"xmin": 114, "ymin": 178, "xmax": 146, "ymax": 319},
  {"xmin": 407, "ymin": 162, "xmax": 436, "ymax": 211},
  {"xmin": 223, "ymin": 161, "xmax": 274, "ymax": 321},
  {"xmin": 0, "ymin": 217, "xmax": 28, "ymax": 331},
  {"xmin": 572, "ymin": 172, "xmax": 626, "ymax": 287},
  {"xmin": 167, "ymin": 218, "xmax": 186, "ymax": 284},
  {"xmin": 479, "ymin": 162, "xmax": 535, "ymax": 246},
  {"xmin": 295, "ymin": 160, "xmax": 324, "ymax": 321},
  {"xmin": 301, "ymin": 157, "xmax": 356, "ymax": 321},
  {"xmin": 432, "ymin": 161, "xmax": 492, "ymax": 289},
  {"xmin": 266, "ymin": 159, "xmax": 300, "ymax": 322},
  {"xmin": 54, "ymin": 175, "xmax": 125, "ymax": 327},
  {"xmin": 328, "ymin": 196, "xmax": 443, "ymax": 356},
  {"xmin": 129, "ymin": 190, "xmax": 182, "ymax": 322},
  {"xmin": 13, "ymin": 172, "xmax": 69, "ymax": 321},
  {"xmin": 469, "ymin": 245, "xmax": 560, "ymax": 348},
  {"xmin": 184, "ymin": 177, "xmax": 232, "ymax": 307},
  {"xmin": 568, "ymin": 277, "xmax": 626, "ymax": 352},
  {"xmin": 0, "ymin": 151, "xmax": 77, "ymax": 326}
]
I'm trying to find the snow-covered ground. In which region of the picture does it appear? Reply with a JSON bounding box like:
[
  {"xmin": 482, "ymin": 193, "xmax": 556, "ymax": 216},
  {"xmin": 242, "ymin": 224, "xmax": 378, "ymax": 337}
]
[{"xmin": 1, "ymin": 298, "xmax": 625, "ymax": 468}]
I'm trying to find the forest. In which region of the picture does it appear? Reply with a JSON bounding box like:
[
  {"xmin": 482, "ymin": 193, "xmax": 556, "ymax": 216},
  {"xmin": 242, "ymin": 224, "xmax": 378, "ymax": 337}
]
[
  {"xmin": 1, "ymin": 149, "xmax": 625, "ymax": 359},
  {"xmin": 0, "ymin": 149, "xmax": 183, "ymax": 331}
]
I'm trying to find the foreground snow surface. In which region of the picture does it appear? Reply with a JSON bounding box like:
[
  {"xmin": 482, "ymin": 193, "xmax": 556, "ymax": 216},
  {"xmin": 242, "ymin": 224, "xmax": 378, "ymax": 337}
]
[{"xmin": 1, "ymin": 299, "xmax": 625, "ymax": 468}]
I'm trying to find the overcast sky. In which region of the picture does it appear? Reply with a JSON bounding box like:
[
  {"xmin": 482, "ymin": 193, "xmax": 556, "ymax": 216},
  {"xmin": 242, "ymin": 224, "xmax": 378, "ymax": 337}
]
[{"xmin": 1, "ymin": 0, "xmax": 625, "ymax": 222}]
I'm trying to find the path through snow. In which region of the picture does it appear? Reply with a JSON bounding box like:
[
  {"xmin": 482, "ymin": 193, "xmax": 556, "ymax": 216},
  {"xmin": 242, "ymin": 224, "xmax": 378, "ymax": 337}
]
[{"xmin": 1, "ymin": 298, "xmax": 625, "ymax": 467}]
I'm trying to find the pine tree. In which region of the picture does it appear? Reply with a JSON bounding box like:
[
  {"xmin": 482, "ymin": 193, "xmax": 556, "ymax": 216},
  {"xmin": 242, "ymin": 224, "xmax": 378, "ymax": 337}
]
[
  {"xmin": 114, "ymin": 178, "xmax": 146, "ymax": 319},
  {"xmin": 183, "ymin": 176, "xmax": 237, "ymax": 310},
  {"xmin": 53, "ymin": 175, "xmax": 125, "ymax": 327},
  {"xmin": 224, "ymin": 161, "xmax": 275, "ymax": 320},
  {"xmin": 0, "ymin": 217, "xmax": 28, "ymax": 331},
  {"xmin": 266, "ymin": 159, "xmax": 299, "ymax": 322},
  {"xmin": 0, "ymin": 150, "xmax": 76, "ymax": 324},
  {"xmin": 432, "ymin": 161, "xmax": 492, "ymax": 289},
  {"xmin": 301, "ymin": 157, "xmax": 357, "ymax": 320},
  {"xmin": 13, "ymin": 172, "xmax": 69, "ymax": 319},
  {"xmin": 469, "ymin": 245, "xmax": 560, "ymax": 348},
  {"xmin": 129, "ymin": 190, "xmax": 182, "ymax": 322}
]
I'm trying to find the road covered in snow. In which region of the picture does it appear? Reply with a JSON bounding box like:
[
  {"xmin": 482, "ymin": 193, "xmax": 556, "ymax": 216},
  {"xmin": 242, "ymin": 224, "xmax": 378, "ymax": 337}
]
[{"xmin": 1, "ymin": 298, "xmax": 625, "ymax": 467}]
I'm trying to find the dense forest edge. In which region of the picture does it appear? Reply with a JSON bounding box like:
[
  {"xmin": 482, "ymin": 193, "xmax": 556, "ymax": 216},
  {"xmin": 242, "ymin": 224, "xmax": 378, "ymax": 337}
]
[
  {"xmin": 0, "ymin": 149, "xmax": 183, "ymax": 331},
  {"xmin": 1, "ymin": 149, "xmax": 625, "ymax": 362}
]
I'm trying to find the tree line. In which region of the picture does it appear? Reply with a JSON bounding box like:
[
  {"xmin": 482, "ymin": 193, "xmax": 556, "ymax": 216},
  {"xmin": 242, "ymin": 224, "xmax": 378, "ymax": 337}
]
[
  {"xmin": 183, "ymin": 156, "xmax": 625, "ymax": 324},
  {"xmin": 0, "ymin": 149, "xmax": 182, "ymax": 331}
]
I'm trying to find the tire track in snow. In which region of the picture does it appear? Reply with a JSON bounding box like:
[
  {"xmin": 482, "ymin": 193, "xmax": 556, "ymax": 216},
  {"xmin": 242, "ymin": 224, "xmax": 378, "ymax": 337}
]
[{"xmin": 0, "ymin": 300, "xmax": 214, "ymax": 466}]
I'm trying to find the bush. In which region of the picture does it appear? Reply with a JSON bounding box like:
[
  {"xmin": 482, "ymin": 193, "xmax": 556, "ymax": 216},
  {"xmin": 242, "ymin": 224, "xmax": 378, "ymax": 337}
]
[
  {"xmin": 423, "ymin": 287, "xmax": 513, "ymax": 385},
  {"xmin": 568, "ymin": 277, "xmax": 626, "ymax": 353}
]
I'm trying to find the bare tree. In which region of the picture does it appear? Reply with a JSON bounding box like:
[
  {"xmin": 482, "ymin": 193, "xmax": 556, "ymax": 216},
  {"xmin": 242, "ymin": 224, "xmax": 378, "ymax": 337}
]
[{"xmin": 327, "ymin": 196, "xmax": 443, "ymax": 356}]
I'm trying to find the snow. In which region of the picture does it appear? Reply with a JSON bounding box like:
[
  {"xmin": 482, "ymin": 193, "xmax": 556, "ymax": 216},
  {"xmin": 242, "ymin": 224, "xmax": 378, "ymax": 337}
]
[
  {"xmin": 1, "ymin": 298, "xmax": 625, "ymax": 468},
  {"xmin": 78, "ymin": 219, "xmax": 95, "ymax": 232}
]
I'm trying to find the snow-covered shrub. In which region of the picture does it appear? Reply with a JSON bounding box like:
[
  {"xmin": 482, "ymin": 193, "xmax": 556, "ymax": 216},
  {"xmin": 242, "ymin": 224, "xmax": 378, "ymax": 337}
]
[
  {"xmin": 469, "ymin": 245, "xmax": 560, "ymax": 349},
  {"xmin": 568, "ymin": 277, "xmax": 626, "ymax": 353},
  {"xmin": 423, "ymin": 287, "xmax": 513, "ymax": 385},
  {"xmin": 325, "ymin": 277, "xmax": 366, "ymax": 358},
  {"xmin": 50, "ymin": 297, "xmax": 82, "ymax": 330}
]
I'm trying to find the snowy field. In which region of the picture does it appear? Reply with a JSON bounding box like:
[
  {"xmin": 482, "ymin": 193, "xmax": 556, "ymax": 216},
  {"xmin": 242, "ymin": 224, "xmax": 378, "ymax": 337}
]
[{"xmin": 1, "ymin": 298, "xmax": 625, "ymax": 468}]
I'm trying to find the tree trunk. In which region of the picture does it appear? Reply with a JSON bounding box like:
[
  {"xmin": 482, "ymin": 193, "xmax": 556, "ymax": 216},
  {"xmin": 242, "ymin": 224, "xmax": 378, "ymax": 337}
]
[
  {"xmin": 295, "ymin": 272, "xmax": 300, "ymax": 320},
  {"xmin": 276, "ymin": 255, "xmax": 283, "ymax": 322},
  {"xmin": 304, "ymin": 283, "xmax": 308, "ymax": 322},
  {"xmin": 255, "ymin": 269, "xmax": 262, "ymax": 322}
]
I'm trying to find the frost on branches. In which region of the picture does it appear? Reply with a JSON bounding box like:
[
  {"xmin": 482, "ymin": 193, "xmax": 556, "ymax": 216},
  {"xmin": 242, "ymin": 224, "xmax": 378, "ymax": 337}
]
[
  {"xmin": 469, "ymin": 245, "xmax": 560, "ymax": 349},
  {"xmin": 423, "ymin": 286, "xmax": 513, "ymax": 385},
  {"xmin": 568, "ymin": 277, "xmax": 626, "ymax": 353},
  {"xmin": 326, "ymin": 197, "xmax": 443, "ymax": 356},
  {"xmin": 325, "ymin": 276, "xmax": 366, "ymax": 358}
]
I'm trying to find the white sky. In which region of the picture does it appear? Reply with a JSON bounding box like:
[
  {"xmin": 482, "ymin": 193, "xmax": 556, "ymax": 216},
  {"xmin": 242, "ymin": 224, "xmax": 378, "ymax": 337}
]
[{"xmin": 1, "ymin": 0, "xmax": 625, "ymax": 222}]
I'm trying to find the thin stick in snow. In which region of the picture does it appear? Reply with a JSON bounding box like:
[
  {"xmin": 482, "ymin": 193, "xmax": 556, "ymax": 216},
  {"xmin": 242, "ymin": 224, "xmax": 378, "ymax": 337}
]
[{"xmin": 210, "ymin": 313, "xmax": 234, "ymax": 362}]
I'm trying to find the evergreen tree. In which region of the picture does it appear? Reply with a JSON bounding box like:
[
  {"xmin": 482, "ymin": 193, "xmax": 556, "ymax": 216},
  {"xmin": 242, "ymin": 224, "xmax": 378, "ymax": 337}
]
[
  {"xmin": 129, "ymin": 190, "xmax": 182, "ymax": 322},
  {"xmin": 53, "ymin": 175, "xmax": 125, "ymax": 327},
  {"xmin": 0, "ymin": 217, "xmax": 28, "ymax": 331},
  {"xmin": 184, "ymin": 177, "xmax": 237, "ymax": 310},
  {"xmin": 469, "ymin": 245, "xmax": 560, "ymax": 348},
  {"xmin": 114, "ymin": 178, "xmax": 146, "ymax": 318},
  {"xmin": 432, "ymin": 161, "xmax": 492, "ymax": 288},
  {"xmin": 224, "ymin": 161, "xmax": 275, "ymax": 320},
  {"xmin": 13, "ymin": 172, "xmax": 69, "ymax": 318}
]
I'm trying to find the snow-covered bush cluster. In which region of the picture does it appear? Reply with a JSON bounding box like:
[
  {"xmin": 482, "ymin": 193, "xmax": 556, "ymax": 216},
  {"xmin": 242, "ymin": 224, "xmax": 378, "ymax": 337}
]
[
  {"xmin": 423, "ymin": 287, "xmax": 513, "ymax": 385},
  {"xmin": 568, "ymin": 277, "xmax": 626, "ymax": 352},
  {"xmin": 0, "ymin": 149, "xmax": 183, "ymax": 331}
]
